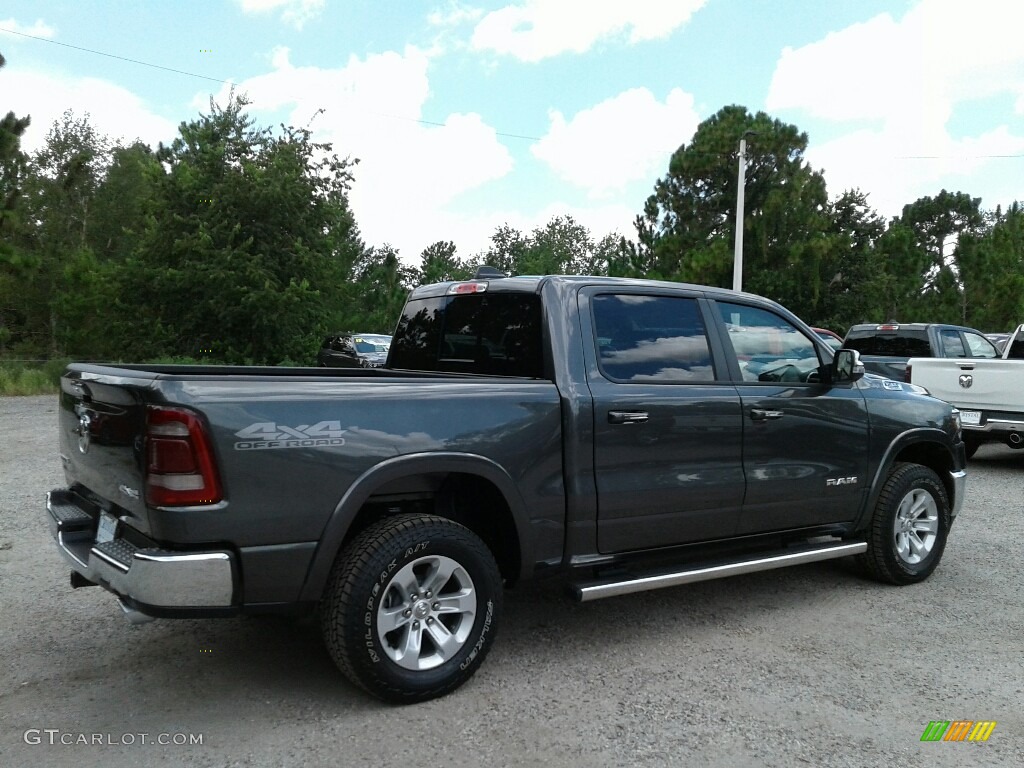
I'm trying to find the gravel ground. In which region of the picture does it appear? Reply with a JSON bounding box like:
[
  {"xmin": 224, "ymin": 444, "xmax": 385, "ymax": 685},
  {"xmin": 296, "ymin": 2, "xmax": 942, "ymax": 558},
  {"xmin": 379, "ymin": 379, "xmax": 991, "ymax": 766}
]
[{"xmin": 1, "ymin": 394, "xmax": 1021, "ymax": 767}]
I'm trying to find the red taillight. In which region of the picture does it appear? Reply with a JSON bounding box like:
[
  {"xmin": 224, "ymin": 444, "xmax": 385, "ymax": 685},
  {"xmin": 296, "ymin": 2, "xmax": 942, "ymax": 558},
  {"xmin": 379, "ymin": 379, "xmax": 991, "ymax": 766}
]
[
  {"xmin": 145, "ymin": 406, "xmax": 222, "ymax": 506},
  {"xmin": 905, "ymin": 363, "xmax": 912, "ymax": 383}
]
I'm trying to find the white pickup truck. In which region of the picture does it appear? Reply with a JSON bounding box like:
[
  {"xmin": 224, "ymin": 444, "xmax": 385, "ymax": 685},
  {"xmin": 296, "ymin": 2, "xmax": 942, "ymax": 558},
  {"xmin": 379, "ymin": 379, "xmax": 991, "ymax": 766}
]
[{"xmin": 908, "ymin": 323, "xmax": 1024, "ymax": 457}]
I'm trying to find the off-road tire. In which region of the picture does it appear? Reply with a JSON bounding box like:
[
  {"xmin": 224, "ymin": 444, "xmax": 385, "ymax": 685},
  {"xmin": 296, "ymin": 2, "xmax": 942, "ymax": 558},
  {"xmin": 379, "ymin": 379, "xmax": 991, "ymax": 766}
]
[
  {"xmin": 858, "ymin": 462, "xmax": 951, "ymax": 585},
  {"xmin": 320, "ymin": 514, "xmax": 502, "ymax": 703}
]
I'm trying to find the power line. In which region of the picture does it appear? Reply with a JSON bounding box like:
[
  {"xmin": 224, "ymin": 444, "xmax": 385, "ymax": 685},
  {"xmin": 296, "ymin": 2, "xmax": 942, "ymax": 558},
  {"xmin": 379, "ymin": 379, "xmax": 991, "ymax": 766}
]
[
  {"xmin": 0, "ymin": 26, "xmax": 229, "ymax": 85},
  {"xmin": 896, "ymin": 154, "xmax": 1024, "ymax": 159},
  {"xmin": 5, "ymin": 26, "xmax": 1023, "ymax": 156},
  {"xmin": 0, "ymin": 26, "xmax": 542, "ymax": 141}
]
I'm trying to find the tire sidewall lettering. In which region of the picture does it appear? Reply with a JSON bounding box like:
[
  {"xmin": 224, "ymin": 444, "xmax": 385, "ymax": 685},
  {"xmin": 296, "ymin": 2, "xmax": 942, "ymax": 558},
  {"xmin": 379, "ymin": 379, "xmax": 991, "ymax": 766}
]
[{"xmin": 364, "ymin": 536, "xmax": 491, "ymax": 675}]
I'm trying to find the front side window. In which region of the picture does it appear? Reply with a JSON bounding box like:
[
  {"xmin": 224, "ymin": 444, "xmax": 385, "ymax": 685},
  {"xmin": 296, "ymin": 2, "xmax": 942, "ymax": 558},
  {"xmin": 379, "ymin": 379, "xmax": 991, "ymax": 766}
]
[
  {"xmin": 963, "ymin": 331, "xmax": 998, "ymax": 358},
  {"xmin": 717, "ymin": 302, "xmax": 820, "ymax": 383},
  {"xmin": 592, "ymin": 294, "xmax": 714, "ymax": 383}
]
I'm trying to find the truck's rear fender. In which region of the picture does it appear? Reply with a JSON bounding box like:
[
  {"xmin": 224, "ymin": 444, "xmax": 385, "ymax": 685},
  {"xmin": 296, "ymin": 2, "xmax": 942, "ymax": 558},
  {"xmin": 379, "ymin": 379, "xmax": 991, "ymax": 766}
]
[
  {"xmin": 854, "ymin": 428, "xmax": 962, "ymax": 531},
  {"xmin": 299, "ymin": 453, "xmax": 534, "ymax": 602}
]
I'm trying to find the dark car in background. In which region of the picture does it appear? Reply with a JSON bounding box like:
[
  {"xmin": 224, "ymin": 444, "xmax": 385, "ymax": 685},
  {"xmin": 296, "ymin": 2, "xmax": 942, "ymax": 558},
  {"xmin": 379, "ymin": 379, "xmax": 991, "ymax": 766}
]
[{"xmin": 317, "ymin": 332, "xmax": 392, "ymax": 368}]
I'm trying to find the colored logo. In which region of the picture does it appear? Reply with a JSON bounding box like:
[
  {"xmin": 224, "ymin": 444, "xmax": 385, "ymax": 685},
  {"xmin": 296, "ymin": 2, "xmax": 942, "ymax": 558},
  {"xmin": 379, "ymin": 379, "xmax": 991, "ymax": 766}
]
[{"xmin": 920, "ymin": 721, "xmax": 996, "ymax": 742}]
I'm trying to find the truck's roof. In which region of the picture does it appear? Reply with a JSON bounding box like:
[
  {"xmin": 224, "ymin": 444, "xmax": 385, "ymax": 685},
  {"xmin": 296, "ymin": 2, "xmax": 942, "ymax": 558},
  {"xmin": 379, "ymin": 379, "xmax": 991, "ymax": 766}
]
[{"xmin": 410, "ymin": 274, "xmax": 771, "ymax": 303}]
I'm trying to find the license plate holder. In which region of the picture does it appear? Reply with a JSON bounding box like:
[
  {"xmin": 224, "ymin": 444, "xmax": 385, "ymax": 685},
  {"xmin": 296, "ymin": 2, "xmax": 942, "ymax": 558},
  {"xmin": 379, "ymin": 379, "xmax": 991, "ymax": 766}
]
[
  {"xmin": 960, "ymin": 410, "xmax": 982, "ymax": 426},
  {"xmin": 96, "ymin": 512, "xmax": 118, "ymax": 544}
]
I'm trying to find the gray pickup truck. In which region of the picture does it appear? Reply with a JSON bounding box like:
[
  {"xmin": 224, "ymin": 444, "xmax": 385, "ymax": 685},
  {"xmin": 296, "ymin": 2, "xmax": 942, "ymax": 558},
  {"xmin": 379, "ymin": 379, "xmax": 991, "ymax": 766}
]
[
  {"xmin": 841, "ymin": 321, "xmax": 1000, "ymax": 380},
  {"xmin": 47, "ymin": 274, "xmax": 967, "ymax": 702}
]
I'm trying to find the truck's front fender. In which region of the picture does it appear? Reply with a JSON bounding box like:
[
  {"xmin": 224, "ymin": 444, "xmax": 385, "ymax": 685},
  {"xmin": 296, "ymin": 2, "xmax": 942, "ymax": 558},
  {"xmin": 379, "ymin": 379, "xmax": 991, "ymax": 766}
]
[{"xmin": 854, "ymin": 427, "xmax": 964, "ymax": 531}]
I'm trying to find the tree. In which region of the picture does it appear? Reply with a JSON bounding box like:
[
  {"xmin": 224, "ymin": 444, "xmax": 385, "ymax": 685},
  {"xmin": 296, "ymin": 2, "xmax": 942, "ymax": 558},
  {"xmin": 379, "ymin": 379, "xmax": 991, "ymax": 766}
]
[
  {"xmin": 0, "ymin": 52, "xmax": 33, "ymax": 353},
  {"xmin": 339, "ymin": 245, "xmax": 416, "ymax": 333},
  {"xmin": 954, "ymin": 203, "xmax": 1024, "ymax": 330},
  {"xmin": 418, "ymin": 240, "xmax": 471, "ymax": 284},
  {"xmin": 897, "ymin": 191, "xmax": 983, "ymax": 324},
  {"xmin": 477, "ymin": 215, "xmax": 614, "ymax": 277},
  {"xmin": 118, "ymin": 92, "xmax": 364, "ymax": 364},
  {"xmin": 634, "ymin": 105, "xmax": 833, "ymax": 314},
  {"xmin": 87, "ymin": 142, "xmax": 160, "ymax": 262},
  {"xmin": 822, "ymin": 189, "xmax": 886, "ymax": 329},
  {"xmin": 16, "ymin": 110, "xmax": 112, "ymax": 355}
]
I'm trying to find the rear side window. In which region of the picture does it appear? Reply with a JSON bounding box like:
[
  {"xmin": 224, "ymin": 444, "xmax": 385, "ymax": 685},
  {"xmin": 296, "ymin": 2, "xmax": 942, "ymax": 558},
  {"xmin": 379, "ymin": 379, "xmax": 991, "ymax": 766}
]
[
  {"xmin": 592, "ymin": 294, "xmax": 714, "ymax": 383},
  {"xmin": 389, "ymin": 293, "xmax": 545, "ymax": 378},
  {"xmin": 939, "ymin": 329, "xmax": 967, "ymax": 357},
  {"xmin": 844, "ymin": 331, "xmax": 931, "ymax": 357}
]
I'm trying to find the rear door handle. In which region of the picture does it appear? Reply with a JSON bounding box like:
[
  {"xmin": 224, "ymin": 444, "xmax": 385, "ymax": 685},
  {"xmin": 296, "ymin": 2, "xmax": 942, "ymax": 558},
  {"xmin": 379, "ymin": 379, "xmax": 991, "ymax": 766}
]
[
  {"xmin": 750, "ymin": 408, "xmax": 784, "ymax": 421},
  {"xmin": 608, "ymin": 410, "xmax": 649, "ymax": 425}
]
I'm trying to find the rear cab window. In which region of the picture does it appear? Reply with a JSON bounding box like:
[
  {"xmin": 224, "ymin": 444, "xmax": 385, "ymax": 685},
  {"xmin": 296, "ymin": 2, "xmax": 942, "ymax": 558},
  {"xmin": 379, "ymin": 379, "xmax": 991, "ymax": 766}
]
[
  {"xmin": 844, "ymin": 329, "xmax": 931, "ymax": 357},
  {"xmin": 389, "ymin": 292, "xmax": 546, "ymax": 378}
]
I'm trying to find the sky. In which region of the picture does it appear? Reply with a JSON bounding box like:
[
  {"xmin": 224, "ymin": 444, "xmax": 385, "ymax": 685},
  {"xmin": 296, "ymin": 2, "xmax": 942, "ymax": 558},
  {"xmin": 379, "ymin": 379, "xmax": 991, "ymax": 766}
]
[{"xmin": 2, "ymin": 0, "xmax": 1023, "ymax": 264}]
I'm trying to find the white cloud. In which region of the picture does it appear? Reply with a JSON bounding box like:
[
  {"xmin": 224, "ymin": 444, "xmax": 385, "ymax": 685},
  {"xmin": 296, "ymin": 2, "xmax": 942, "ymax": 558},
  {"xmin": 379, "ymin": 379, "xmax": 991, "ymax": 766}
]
[
  {"xmin": 202, "ymin": 46, "xmax": 513, "ymax": 261},
  {"xmin": 5, "ymin": 69, "xmax": 177, "ymax": 155},
  {"xmin": 471, "ymin": 0, "xmax": 707, "ymax": 62},
  {"xmin": 808, "ymin": 126, "xmax": 1024, "ymax": 218},
  {"xmin": 766, "ymin": 0, "xmax": 1024, "ymax": 215},
  {"xmin": 235, "ymin": 0, "xmax": 325, "ymax": 30},
  {"xmin": 532, "ymin": 87, "xmax": 699, "ymax": 198},
  {"xmin": 427, "ymin": 2, "xmax": 484, "ymax": 28},
  {"xmin": 0, "ymin": 17, "xmax": 56, "ymax": 39}
]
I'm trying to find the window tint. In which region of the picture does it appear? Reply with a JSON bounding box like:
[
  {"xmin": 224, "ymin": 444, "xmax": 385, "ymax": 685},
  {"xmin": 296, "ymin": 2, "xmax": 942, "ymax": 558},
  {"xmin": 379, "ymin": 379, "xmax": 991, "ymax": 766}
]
[
  {"xmin": 717, "ymin": 302, "xmax": 820, "ymax": 383},
  {"xmin": 963, "ymin": 332, "xmax": 998, "ymax": 358},
  {"xmin": 592, "ymin": 294, "xmax": 714, "ymax": 383},
  {"xmin": 940, "ymin": 329, "xmax": 967, "ymax": 357},
  {"xmin": 389, "ymin": 293, "xmax": 545, "ymax": 378},
  {"xmin": 844, "ymin": 332, "xmax": 931, "ymax": 357}
]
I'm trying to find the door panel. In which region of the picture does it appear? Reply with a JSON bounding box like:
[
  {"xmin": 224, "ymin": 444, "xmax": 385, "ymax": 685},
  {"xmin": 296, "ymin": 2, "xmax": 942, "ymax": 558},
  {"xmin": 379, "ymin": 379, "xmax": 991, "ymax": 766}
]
[
  {"xmin": 715, "ymin": 301, "xmax": 870, "ymax": 533},
  {"xmin": 583, "ymin": 290, "xmax": 745, "ymax": 553}
]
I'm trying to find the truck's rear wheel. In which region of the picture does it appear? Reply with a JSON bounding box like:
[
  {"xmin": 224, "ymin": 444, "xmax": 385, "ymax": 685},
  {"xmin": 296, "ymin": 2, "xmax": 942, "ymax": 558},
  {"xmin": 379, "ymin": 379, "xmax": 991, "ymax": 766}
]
[
  {"xmin": 859, "ymin": 463, "xmax": 950, "ymax": 585},
  {"xmin": 320, "ymin": 514, "xmax": 502, "ymax": 703}
]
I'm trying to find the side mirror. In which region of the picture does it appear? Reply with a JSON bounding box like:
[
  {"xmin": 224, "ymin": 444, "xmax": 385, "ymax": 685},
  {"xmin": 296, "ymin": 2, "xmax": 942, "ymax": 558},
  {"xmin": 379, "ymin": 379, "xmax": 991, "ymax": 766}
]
[{"xmin": 832, "ymin": 348, "xmax": 864, "ymax": 384}]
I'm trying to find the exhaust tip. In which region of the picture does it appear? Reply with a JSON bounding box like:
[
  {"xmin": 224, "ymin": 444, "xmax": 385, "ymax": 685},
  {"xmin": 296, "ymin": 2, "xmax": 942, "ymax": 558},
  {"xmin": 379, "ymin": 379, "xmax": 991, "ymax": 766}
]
[
  {"xmin": 1009, "ymin": 432, "xmax": 1023, "ymax": 448},
  {"xmin": 118, "ymin": 598, "xmax": 155, "ymax": 625}
]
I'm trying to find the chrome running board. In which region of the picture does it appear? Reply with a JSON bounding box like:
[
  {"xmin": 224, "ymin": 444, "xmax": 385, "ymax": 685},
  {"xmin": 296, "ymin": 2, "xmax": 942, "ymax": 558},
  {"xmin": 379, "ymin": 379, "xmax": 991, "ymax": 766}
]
[{"xmin": 573, "ymin": 541, "xmax": 867, "ymax": 602}]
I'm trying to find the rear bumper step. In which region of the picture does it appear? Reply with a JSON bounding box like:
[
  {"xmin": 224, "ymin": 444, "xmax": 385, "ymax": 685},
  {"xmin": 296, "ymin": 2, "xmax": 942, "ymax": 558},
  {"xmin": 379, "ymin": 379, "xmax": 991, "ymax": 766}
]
[
  {"xmin": 46, "ymin": 489, "xmax": 236, "ymax": 615},
  {"xmin": 572, "ymin": 541, "xmax": 867, "ymax": 602}
]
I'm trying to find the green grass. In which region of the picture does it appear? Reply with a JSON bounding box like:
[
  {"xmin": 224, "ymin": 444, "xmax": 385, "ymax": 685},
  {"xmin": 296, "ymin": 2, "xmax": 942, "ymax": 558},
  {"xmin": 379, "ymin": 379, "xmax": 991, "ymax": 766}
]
[{"xmin": 0, "ymin": 359, "xmax": 68, "ymax": 396}]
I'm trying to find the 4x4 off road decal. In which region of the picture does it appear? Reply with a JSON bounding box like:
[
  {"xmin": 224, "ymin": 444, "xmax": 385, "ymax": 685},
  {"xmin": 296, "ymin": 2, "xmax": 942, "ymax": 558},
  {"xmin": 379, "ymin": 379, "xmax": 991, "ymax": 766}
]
[{"xmin": 234, "ymin": 421, "xmax": 347, "ymax": 450}]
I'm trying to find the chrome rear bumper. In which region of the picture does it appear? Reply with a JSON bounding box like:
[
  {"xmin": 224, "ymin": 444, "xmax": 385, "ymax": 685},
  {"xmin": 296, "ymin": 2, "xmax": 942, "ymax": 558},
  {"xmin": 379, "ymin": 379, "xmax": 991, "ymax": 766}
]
[{"xmin": 47, "ymin": 489, "xmax": 235, "ymax": 614}]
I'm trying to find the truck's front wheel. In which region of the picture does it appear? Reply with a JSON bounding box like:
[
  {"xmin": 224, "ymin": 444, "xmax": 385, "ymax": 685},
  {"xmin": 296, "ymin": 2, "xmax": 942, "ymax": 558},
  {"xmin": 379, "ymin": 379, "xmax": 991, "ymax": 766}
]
[
  {"xmin": 321, "ymin": 514, "xmax": 502, "ymax": 703},
  {"xmin": 859, "ymin": 463, "xmax": 950, "ymax": 585}
]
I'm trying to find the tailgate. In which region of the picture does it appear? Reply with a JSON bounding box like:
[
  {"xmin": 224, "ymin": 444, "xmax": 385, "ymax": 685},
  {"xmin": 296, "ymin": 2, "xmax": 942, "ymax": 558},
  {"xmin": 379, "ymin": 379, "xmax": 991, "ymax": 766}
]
[
  {"xmin": 59, "ymin": 367, "xmax": 151, "ymax": 525},
  {"xmin": 910, "ymin": 358, "xmax": 1023, "ymax": 411}
]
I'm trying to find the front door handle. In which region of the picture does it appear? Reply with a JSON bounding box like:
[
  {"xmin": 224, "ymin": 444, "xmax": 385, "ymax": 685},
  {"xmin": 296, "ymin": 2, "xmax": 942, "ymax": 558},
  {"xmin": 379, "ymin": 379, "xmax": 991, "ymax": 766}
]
[
  {"xmin": 750, "ymin": 408, "xmax": 784, "ymax": 421},
  {"xmin": 608, "ymin": 410, "xmax": 649, "ymax": 425}
]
